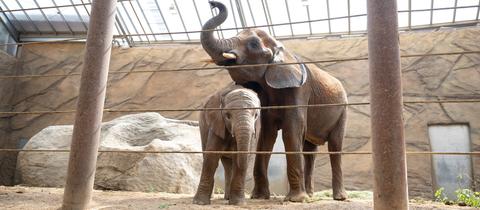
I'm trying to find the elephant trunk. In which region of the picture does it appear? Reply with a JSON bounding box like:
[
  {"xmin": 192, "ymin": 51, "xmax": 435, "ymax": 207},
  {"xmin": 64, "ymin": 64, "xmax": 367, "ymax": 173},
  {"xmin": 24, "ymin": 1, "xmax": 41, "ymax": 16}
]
[
  {"xmin": 233, "ymin": 116, "xmax": 254, "ymax": 173},
  {"xmin": 201, "ymin": 1, "xmax": 239, "ymax": 65}
]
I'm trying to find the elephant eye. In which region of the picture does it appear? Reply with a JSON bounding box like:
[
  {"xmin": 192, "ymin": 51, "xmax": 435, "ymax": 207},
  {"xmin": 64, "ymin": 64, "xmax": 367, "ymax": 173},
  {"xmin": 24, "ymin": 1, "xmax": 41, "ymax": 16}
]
[
  {"xmin": 248, "ymin": 39, "xmax": 260, "ymax": 50},
  {"xmin": 225, "ymin": 113, "xmax": 232, "ymax": 120}
]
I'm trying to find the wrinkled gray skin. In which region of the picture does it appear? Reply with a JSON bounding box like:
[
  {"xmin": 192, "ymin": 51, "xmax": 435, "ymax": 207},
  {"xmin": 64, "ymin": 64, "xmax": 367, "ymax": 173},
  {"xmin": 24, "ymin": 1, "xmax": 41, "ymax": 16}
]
[
  {"xmin": 193, "ymin": 85, "xmax": 261, "ymax": 205},
  {"xmin": 201, "ymin": 1, "xmax": 348, "ymax": 202}
]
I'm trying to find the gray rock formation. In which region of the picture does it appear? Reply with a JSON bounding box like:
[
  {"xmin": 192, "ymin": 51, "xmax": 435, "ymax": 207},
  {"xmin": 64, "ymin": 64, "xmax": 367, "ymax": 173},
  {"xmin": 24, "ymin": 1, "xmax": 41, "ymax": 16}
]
[{"xmin": 16, "ymin": 113, "xmax": 202, "ymax": 193}]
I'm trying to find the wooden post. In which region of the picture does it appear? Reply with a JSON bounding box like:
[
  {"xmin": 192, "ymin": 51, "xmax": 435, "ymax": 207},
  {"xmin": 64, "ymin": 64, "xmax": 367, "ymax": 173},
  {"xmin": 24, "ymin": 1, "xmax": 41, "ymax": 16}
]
[
  {"xmin": 62, "ymin": 0, "xmax": 117, "ymax": 209},
  {"xmin": 367, "ymin": 0, "xmax": 409, "ymax": 209}
]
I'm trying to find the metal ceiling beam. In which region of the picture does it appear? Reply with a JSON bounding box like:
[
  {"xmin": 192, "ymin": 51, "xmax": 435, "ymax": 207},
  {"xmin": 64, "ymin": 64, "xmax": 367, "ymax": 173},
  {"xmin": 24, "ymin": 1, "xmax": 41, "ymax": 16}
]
[
  {"xmin": 229, "ymin": 0, "xmax": 240, "ymax": 33},
  {"xmin": 173, "ymin": 0, "xmax": 190, "ymax": 40},
  {"xmin": 430, "ymin": 0, "xmax": 434, "ymax": 25},
  {"xmin": 115, "ymin": 16, "xmax": 132, "ymax": 47},
  {"xmin": 14, "ymin": 0, "xmax": 41, "ymax": 34},
  {"xmin": 0, "ymin": 0, "xmax": 477, "ymax": 45},
  {"xmin": 260, "ymin": 0, "xmax": 272, "ymax": 35},
  {"xmin": 153, "ymin": 0, "xmax": 172, "ymax": 41},
  {"xmin": 234, "ymin": 0, "xmax": 247, "ymax": 27},
  {"xmin": 0, "ymin": 0, "xmax": 24, "ymax": 33},
  {"xmin": 326, "ymin": 0, "xmax": 332, "ymax": 34},
  {"xmin": 477, "ymin": 0, "xmax": 480, "ymax": 20},
  {"xmin": 32, "ymin": 0, "xmax": 58, "ymax": 34},
  {"xmin": 51, "ymin": 0, "xmax": 74, "ymax": 35},
  {"xmin": 119, "ymin": 1, "xmax": 143, "ymax": 43},
  {"xmin": 262, "ymin": 0, "xmax": 275, "ymax": 37},
  {"xmin": 69, "ymin": 0, "xmax": 88, "ymax": 31},
  {"xmin": 246, "ymin": 0, "xmax": 257, "ymax": 26},
  {"xmin": 0, "ymin": 13, "xmax": 19, "ymax": 42},
  {"xmin": 284, "ymin": 0, "xmax": 294, "ymax": 36},
  {"xmin": 126, "ymin": 0, "xmax": 150, "ymax": 43},
  {"xmin": 0, "ymin": 5, "xmax": 19, "ymax": 42}
]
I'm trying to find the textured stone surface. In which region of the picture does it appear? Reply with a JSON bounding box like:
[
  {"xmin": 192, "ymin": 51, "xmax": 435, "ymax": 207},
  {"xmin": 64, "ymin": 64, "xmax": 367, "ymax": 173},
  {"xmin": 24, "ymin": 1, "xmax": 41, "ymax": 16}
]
[
  {"xmin": 1, "ymin": 27, "xmax": 479, "ymax": 198},
  {"xmin": 0, "ymin": 50, "xmax": 19, "ymax": 185},
  {"xmin": 17, "ymin": 113, "xmax": 202, "ymax": 193}
]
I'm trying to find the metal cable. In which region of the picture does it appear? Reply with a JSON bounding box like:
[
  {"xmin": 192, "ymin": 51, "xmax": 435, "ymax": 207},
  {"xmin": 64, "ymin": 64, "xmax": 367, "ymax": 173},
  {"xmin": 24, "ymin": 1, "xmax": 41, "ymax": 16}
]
[
  {"xmin": 0, "ymin": 148, "xmax": 479, "ymax": 156},
  {"xmin": 1, "ymin": 99, "xmax": 479, "ymax": 115},
  {"xmin": 1, "ymin": 50, "xmax": 479, "ymax": 79}
]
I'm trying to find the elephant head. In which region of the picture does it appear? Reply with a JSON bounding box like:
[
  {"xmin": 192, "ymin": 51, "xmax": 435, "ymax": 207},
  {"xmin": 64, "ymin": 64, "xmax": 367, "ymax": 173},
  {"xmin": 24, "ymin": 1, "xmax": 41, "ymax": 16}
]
[
  {"xmin": 201, "ymin": 1, "xmax": 307, "ymax": 89},
  {"xmin": 207, "ymin": 87, "xmax": 261, "ymax": 168}
]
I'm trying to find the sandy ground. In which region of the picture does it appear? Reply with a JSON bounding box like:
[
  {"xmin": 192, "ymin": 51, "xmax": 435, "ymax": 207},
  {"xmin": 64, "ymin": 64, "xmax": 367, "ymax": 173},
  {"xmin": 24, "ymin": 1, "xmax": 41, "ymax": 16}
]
[{"xmin": 0, "ymin": 186, "xmax": 475, "ymax": 210}]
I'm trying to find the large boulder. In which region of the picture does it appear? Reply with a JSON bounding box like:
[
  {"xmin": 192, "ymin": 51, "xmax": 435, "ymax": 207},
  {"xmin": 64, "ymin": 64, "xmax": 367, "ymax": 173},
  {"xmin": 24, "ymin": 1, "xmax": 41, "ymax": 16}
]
[{"xmin": 16, "ymin": 113, "xmax": 202, "ymax": 193}]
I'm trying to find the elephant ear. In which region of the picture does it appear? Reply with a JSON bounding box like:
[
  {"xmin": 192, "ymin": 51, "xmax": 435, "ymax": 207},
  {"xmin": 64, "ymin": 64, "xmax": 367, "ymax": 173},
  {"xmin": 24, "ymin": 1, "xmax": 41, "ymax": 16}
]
[
  {"xmin": 205, "ymin": 94, "xmax": 227, "ymax": 139},
  {"xmin": 265, "ymin": 49, "xmax": 307, "ymax": 89}
]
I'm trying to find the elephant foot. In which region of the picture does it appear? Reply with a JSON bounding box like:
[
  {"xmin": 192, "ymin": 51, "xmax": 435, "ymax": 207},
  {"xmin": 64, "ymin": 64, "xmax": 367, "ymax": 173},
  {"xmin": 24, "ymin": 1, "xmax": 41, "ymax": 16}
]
[
  {"xmin": 306, "ymin": 189, "xmax": 314, "ymax": 197},
  {"xmin": 228, "ymin": 196, "xmax": 246, "ymax": 205},
  {"xmin": 193, "ymin": 194, "xmax": 211, "ymax": 205},
  {"xmin": 224, "ymin": 193, "xmax": 229, "ymax": 200},
  {"xmin": 250, "ymin": 186, "xmax": 270, "ymax": 199},
  {"xmin": 306, "ymin": 185, "xmax": 314, "ymax": 197},
  {"xmin": 333, "ymin": 189, "xmax": 347, "ymax": 201},
  {"xmin": 284, "ymin": 190, "xmax": 309, "ymax": 202}
]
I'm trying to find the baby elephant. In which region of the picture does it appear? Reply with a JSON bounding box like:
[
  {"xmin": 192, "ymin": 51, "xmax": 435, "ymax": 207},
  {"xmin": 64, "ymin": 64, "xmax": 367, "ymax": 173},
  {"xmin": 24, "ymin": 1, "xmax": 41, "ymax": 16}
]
[{"xmin": 193, "ymin": 85, "xmax": 261, "ymax": 205}]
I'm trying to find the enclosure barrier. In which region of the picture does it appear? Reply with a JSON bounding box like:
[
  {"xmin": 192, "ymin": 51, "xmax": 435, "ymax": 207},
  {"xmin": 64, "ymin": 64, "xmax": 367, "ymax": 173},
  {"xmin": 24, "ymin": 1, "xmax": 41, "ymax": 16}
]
[
  {"xmin": 0, "ymin": 2, "xmax": 479, "ymax": 210},
  {"xmin": 0, "ymin": 99, "xmax": 479, "ymax": 115},
  {"xmin": 368, "ymin": 0, "xmax": 408, "ymax": 208},
  {"xmin": 1, "ymin": 149, "xmax": 480, "ymax": 156},
  {"xmin": 0, "ymin": 50, "xmax": 479, "ymax": 79},
  {"xmin": 59, "ymin": 0, "xmax": 117, "ymax": 209},
  {"xmin": 0, "ymin": 56, "xmax": 478, "ymax": 207}
]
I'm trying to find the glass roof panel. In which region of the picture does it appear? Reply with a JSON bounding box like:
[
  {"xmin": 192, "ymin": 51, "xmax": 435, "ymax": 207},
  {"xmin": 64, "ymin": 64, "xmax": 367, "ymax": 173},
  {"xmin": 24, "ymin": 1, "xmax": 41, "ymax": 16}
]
[{"xmin": 0, "ymin": 0, "xmax": 476, "ymax": 45}]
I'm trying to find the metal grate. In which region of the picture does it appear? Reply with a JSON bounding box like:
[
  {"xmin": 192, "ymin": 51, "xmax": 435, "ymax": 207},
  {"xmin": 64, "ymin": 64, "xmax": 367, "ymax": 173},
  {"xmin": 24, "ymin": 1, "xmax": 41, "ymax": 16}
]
[{"xmin": 0, "ymin": 0, "xmax": 479, "ymax": 46}]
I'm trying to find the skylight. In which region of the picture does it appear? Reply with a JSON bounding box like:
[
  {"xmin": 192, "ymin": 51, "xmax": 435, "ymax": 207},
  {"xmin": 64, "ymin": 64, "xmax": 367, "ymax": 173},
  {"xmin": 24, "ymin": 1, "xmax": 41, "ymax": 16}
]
[{"xmin": 0, "ymin": 0, "xmax": 478, "ymax": 46}]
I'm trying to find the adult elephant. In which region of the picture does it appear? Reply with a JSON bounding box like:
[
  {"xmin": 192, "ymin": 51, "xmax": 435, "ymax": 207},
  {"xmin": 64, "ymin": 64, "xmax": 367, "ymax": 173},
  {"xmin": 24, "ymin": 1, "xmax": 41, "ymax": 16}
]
[{"xmin": 201, "ymin": 1, "xmax": 348, "ymax": 202}]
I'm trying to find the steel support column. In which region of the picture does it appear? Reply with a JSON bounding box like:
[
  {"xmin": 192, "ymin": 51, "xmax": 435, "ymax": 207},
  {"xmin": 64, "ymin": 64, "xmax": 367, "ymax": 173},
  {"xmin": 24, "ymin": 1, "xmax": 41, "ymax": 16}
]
[
  {"xmin": 61, "ymin": 0, "xmax": 117, "ymax": 209},
  {"xmin": 367, "ymin": 0, "xmax": 409, "ymax": 209}
]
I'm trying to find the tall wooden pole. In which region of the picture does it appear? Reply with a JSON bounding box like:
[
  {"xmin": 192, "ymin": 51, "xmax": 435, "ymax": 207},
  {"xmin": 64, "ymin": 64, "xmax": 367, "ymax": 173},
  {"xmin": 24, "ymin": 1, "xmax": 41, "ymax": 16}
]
[
  {"xmin": 62, "ymin": 0, "xmax": 117, "ymax": 209},
  {"xmin": 367, "ymin": 0, "xmax": 409, "ymax": 209}
]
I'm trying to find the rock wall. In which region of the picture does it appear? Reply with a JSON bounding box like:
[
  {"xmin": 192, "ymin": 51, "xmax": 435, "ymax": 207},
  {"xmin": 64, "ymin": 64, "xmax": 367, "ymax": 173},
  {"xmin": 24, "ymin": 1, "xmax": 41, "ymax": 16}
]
[
  {"xmin": 0, "ymin": 50, "xmax": 18, "ymax": 185},
  {"xmin": 2, "ymin": 27, "xmax": 479, "ymax": 198}
]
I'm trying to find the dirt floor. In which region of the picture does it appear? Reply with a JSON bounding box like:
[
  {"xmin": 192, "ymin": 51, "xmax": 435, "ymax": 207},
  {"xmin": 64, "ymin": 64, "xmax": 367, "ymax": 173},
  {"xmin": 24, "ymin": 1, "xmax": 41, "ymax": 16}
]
[{"xmin": 0, "ymin": 186, "xmax": 476, "ymax": 210}]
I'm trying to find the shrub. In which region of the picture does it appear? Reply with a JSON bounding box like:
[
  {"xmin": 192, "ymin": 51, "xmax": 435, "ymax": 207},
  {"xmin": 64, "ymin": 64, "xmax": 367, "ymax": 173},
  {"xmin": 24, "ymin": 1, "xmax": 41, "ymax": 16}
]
[
  {"xmin": 455, "ymin": 188, "xmax": 480, "ymax": 207},
  {"xmin": 434, "ymin": 187, "xmax": 480, "ymax": 207}
]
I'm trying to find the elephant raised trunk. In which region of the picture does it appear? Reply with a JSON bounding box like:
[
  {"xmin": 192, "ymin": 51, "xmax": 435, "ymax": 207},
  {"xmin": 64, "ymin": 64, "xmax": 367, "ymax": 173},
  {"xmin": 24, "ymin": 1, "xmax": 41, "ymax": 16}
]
[{"xmin": 201, "ymin": 1, "xmax": 240, "ymax": 65}]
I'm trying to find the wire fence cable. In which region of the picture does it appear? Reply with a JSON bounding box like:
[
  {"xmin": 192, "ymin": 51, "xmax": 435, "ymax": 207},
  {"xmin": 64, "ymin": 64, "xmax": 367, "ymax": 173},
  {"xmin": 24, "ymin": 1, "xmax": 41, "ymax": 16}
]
[
  {"xmin": 0, "ymin": 148, "xmax": 479, "ymax": 156},
  {"xmin": 1, "ymin": 50, "xmax": 479, "ymax": 79},
  {"xmin": 0, "ymin": 99, "xmax": 479, "ymax": 115}
]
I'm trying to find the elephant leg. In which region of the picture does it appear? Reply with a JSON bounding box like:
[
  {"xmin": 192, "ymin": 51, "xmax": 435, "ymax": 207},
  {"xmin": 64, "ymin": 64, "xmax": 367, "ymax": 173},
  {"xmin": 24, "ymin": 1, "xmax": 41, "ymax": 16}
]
[
  {"xmin": 251, "ymin": 118, "xmax": 278, "ymax": 199},
  {"xmin": 221, "ymin": 157, "xmax": 233, "ymax": 200},
  {"xmin": 327, "ymin": 112, "xmax": 347, "ymax": 201},
  {"xmin": 303, "ymin": 140, "xmax": 317, "ymax": 197},
  {"xmin": 282, "ymin": 108, "xmax": 309, "ymax": 202},
  {"xmin": 228, "ymin": 156, "xmax": 248, "ymax": 205},
  {"xmin": 193, "ymin": 132, "xmax": 223, "ymax": 205}
]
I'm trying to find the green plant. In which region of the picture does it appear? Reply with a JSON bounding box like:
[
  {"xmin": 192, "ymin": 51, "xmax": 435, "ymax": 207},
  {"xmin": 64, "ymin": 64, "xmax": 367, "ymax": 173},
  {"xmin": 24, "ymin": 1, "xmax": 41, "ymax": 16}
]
[
  {"xmin": 434, "ymin": 187, "xmax": 480, "ymax": 207},
  {"xmin": 158, "ymin": 203, "xmax": 170, "ymax": 209},
  {"xmin": 213, "ymin": 186, "xmax": 224, "ymax": 194},
  {"xmin": 434, "ymin": 188, "xmax": 454, "ymax": 205},
  {"xmin": 455, "ymin": 188, "xmax": 480, "ymax": 207}
]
